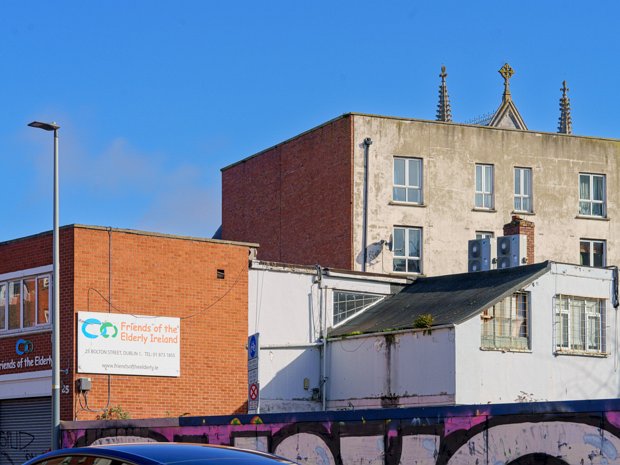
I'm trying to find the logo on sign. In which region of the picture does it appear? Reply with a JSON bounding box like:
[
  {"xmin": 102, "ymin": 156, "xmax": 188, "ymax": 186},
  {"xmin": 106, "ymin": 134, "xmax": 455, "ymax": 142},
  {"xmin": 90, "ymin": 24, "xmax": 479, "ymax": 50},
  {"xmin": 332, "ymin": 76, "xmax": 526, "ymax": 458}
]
[
  {"xmin": 16, "ymin": 339, "xmax": 33, "ymax": 355},
  {"xmin": 249, "ymin": 335, "xmax": 257, "ymax": 359},
  {"xmin": 81, "ymin": 318, "xmax": 118, "ymax": 339}
]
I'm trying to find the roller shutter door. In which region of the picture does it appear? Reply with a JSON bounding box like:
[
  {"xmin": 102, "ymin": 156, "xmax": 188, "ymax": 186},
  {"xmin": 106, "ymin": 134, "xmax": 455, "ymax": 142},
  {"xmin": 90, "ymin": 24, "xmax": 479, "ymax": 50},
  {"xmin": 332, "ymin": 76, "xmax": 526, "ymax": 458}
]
[{"xmin": 0, "ymin": 397, "xmax": 51, "ymax": 465}]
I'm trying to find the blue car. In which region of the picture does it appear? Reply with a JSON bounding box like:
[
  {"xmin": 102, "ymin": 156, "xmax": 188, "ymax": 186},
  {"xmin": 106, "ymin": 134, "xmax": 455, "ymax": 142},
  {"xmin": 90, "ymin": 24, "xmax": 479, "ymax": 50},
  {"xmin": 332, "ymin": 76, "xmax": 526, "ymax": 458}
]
[{"xmin": 22, "ymin": 443, "xmax": 297, "ymax": 465}]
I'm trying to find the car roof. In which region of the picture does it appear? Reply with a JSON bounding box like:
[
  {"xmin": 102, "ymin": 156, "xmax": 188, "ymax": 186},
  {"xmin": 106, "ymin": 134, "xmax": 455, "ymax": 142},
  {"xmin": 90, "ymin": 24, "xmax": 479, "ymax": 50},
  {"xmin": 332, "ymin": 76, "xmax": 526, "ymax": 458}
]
[{"xmin": 26, "ymin": 443, "xmax": 296, "ymax": 465}]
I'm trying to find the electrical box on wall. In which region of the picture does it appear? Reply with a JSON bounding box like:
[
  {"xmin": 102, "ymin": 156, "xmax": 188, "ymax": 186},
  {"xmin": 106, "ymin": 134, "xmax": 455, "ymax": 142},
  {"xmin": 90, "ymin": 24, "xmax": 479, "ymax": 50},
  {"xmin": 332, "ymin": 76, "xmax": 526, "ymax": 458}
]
[{"xmin": 76, "ymin": 377, "xmax": 92, "ymax": 392}]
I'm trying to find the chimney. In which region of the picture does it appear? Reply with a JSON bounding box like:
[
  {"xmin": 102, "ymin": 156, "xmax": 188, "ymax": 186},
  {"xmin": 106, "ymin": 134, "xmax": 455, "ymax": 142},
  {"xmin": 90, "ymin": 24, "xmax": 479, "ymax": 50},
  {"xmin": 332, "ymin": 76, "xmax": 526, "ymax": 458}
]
[{"xmin": 503, "ymin": 215, "xmax": 535, "ymax": 265}]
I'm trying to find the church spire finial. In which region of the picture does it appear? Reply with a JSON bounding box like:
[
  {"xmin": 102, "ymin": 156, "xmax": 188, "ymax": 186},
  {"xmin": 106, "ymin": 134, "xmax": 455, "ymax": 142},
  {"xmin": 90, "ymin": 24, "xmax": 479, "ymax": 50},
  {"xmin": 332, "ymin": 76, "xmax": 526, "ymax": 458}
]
[
  {"xmin": 558, "ymin": 80, "xmax": 572, "ymax": 134},
  {"xmin": 498, "ymin": 63, "xmax": 514, "ymax": 101},
  {"xmin": 436, "ymin": 65, "xmax": 452, "ymax": 122}
]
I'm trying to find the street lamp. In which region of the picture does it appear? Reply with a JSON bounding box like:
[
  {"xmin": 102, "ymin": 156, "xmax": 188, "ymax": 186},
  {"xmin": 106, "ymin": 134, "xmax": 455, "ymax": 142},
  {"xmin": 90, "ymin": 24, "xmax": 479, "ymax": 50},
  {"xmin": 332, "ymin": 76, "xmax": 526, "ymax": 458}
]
[{"xmin": 28, "ymin": 120, "xmax": 61, "ymax": 450}]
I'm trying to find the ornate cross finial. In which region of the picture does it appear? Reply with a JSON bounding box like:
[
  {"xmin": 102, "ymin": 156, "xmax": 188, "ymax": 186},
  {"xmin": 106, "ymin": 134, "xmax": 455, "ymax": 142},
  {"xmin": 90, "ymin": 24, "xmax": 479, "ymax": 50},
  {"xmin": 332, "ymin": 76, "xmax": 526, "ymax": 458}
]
[
  {"xmin": 436, "ymin": 65, "xmax": 452, "ymax": 122},
  {"xmin": 499, "ymin": 63, "xmax": 514, "ymax": 99},
  {"xmin": 558, "ymin": 80, "xmax": 572, "ymax": 134}
]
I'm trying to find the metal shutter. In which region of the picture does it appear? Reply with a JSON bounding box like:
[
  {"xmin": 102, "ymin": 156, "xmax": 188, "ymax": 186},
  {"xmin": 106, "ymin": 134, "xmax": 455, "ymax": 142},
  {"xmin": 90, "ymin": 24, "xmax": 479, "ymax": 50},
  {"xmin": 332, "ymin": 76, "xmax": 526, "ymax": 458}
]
[{"xmin": 0, "ymin": 397, "xmax": 51, "ymax": 465}]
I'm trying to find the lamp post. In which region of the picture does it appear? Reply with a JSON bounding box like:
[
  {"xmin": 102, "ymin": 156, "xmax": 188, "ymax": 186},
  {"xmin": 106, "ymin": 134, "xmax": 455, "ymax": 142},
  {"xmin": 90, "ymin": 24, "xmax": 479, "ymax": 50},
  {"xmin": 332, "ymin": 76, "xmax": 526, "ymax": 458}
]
[{"xmin": 28, "ymin": 121, "xmax": 61, "ymax": 450}]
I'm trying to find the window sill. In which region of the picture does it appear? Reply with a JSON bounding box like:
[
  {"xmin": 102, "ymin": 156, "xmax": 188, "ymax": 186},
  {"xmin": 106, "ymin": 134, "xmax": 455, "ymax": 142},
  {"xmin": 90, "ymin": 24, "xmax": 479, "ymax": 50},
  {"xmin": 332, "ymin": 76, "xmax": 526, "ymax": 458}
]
[
  {"xmin": 472, "ymin": 208, "xmax": 497, "ymax": 213},
  {"xmin": 0, "ymin": 325, "xmax": 52, "ymax": 339},
  {"xmin": 512, "ymin": 210, "xmax": 535, "ymax": 216},
  {"xmin": 389, "ymin": 201, "xmax": 426, "ymax": 208},
  {"xmin": 480, "ymin": 347, "xmax": 531, "ymax": 353},
  {"xmin": 554, "ymin": 350, "xmax": 608, "ymax": 358},
  {"xmin": 575, "ymin": 215, "xmax": 610, "ymax": 221}
]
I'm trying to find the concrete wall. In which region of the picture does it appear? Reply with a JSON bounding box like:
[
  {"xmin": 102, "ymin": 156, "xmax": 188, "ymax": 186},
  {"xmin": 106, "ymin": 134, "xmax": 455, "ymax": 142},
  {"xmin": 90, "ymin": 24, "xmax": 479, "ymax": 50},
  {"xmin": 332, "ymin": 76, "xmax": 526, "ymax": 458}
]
[
  {"xmin": 249, "ymin": 262, "xmax": 406, "ymax": 412},
  {"xmin": 222, "ymin": 116, "xmax": 354, "ymax": 269},
  {"xmin": 327, "ymin": 329, "xmax": 456, "ymax": 409},
  {"xmin": 352, "ymin": 115, "xmax": 620, "ymax": 276},
  {"xmin": 455, "ymin": 263, "xmax": 618, "ymax": 404},
  {"xmin": 61, "ymin": 398, "xmax": 620, "ymax": 465}
]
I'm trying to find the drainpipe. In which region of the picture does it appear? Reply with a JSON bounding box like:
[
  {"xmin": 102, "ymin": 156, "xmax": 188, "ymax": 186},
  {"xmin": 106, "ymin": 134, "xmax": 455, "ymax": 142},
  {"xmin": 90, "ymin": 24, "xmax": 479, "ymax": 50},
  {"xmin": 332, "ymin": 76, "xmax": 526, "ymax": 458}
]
[
  {"xmin": 361, "ymin": 138, "xmax": 373, "ymax": 272},
  {"xmin": 315, "ymin": 264, "xmax": 328, "ymax": 410}
]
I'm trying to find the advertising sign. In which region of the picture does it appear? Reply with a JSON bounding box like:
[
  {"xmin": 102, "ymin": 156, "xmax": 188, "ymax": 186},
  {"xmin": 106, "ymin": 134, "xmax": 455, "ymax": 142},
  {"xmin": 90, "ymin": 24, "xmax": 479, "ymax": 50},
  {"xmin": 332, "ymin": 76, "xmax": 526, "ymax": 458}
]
[
  {"xmin": 247, "ymin": 333, "xmax": 259, "ymax": 413},
  {"xmin": 77, "ymin": 311, "xmax": 180, "ymax": 377}
]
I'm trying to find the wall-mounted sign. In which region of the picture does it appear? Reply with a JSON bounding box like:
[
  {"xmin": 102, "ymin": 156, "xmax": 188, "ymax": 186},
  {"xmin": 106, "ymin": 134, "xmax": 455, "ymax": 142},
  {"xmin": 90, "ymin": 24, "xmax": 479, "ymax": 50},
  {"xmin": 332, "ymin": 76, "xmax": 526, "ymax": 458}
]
[
  {"xmin": 247, "ymin": 333, "xmax": 259, "ymax": 414},
  {"xmin": 77, "ymin": 311, "xmax": 180, "ymax": 377}
]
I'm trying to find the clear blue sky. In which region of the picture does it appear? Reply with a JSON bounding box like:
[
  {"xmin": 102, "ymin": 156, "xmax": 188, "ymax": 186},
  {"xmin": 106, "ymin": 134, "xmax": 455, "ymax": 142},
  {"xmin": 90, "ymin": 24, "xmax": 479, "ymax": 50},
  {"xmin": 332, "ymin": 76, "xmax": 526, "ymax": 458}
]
[{"xmin": 2, "ymin": 1, "xmax": 618, "ymax": 242}]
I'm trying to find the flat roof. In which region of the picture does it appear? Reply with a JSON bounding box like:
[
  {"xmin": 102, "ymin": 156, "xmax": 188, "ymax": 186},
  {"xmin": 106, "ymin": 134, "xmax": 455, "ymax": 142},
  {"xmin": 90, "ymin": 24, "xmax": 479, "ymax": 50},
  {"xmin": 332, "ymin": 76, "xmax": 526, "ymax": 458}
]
[
  {"xmin": 221, "ymin": 112, "xmax": 620, "ymax": 172},
  {"xmin": 0, "ymin": 224, "xmax": 259, "ymax": 249}
]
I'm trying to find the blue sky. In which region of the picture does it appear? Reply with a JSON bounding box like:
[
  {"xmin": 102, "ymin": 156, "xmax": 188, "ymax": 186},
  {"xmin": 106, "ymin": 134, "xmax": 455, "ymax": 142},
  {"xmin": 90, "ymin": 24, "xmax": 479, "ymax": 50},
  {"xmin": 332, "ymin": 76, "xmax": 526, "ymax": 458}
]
[{"xmin": 2, "ymin": 1, "xmax": 619, "ymax": 242}]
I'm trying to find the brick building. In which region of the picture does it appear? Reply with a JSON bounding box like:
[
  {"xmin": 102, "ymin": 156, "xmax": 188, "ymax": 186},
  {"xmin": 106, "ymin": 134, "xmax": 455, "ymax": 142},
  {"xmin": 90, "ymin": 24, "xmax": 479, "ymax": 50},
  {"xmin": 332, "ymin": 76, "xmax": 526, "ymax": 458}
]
[
  {"xmin": 221, "ymin": 65, "xmax": 619, "ymax": 276},
  {"xmin": 0, "ymin": 225, "xmax": 255, "ymax": 460}
]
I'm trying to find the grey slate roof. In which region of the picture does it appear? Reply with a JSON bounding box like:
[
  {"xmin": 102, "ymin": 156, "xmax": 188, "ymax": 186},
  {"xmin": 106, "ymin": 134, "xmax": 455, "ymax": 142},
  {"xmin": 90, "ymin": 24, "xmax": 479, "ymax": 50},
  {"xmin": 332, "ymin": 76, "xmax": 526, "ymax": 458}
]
[{"xmin": 329, "ymin": 261, "xmax": 550, "ymax": 338}]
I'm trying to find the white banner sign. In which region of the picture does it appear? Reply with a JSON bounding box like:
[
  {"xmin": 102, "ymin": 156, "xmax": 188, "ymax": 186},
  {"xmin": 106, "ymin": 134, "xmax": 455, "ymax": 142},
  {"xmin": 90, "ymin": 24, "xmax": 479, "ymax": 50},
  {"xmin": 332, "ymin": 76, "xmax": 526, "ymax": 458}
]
[{"xmin": 77, "ymin": 311, "xmax": 180, "ymax": 377}]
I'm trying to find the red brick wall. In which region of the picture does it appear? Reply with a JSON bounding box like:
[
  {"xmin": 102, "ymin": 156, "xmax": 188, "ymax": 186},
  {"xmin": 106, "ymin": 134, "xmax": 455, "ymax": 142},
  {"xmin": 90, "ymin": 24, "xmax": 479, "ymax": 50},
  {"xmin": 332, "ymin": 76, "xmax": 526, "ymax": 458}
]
[
  {"xmin": 0, "ymin": 226, "xmax": 249, "ymax": 421},
  {"xmin": 71, "ymin": 227, "xmax": 249, "ymax": 420},
  {"xmin": 222, "ymin": 115, "xmax": 354, "ymax": 269}
]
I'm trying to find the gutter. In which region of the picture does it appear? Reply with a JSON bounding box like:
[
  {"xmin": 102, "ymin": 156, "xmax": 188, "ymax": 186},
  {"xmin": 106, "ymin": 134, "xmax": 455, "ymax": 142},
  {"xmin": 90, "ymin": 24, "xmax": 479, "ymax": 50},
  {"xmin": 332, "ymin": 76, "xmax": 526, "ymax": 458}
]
[{"xmin": 328, "ymin": 324, "xmax": 457, "ymax": 342}]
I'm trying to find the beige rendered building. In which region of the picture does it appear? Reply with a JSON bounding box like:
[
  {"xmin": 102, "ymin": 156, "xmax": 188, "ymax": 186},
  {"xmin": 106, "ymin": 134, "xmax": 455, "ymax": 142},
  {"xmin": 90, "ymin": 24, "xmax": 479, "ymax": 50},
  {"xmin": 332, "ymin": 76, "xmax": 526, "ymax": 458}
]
[{"xmin": 222, "ymin": 64, "xmax": 619, "ymax": 276}]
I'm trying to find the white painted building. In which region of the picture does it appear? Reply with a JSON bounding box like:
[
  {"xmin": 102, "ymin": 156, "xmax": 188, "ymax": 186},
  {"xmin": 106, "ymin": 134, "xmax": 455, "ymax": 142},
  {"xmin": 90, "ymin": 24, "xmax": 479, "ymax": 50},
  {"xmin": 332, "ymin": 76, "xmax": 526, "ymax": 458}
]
[
  {"xmin": 250, "ymin": 260, "xmax": 619, "ymax": 412},
  {"xmin": 248, "ymin": 260, "xmax": 409, "ymax": 413},
  {"xmin": 328, "ymin": 262, "xmax": 619, "ymax": 408}
]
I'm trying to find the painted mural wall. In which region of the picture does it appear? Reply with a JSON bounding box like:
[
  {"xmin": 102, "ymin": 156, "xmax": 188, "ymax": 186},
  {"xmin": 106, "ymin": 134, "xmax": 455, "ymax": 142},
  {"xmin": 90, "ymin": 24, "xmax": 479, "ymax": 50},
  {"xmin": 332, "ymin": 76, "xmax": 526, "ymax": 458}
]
[{"xmin": 62, "ymin": 398, "xmax": 620, "ymax": 465}]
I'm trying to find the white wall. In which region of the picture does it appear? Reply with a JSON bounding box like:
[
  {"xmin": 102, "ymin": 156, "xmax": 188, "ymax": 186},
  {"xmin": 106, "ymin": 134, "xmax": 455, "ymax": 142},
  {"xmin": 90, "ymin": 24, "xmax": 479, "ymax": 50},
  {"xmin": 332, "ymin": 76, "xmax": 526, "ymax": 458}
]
[
  {"xmin": 327, "ymin": 329, "xmax": 456, "ymax": 409},
  {"xmin": 455, "ymin": 263, "xmax": 619, "ymax": 404},
  {"xmin": 249, "ymin": 262, "xmax": 406, "ymax": 412}
]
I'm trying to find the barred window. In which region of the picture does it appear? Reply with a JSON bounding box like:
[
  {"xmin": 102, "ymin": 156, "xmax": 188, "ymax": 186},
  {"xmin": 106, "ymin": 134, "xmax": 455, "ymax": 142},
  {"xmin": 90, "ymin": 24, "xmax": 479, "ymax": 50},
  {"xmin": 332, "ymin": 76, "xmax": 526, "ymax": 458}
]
[
  {"xmin": 555, "ymin": 295, "xmax": 605, "ymax": 354},
  {"xmin": 333, "ymin": 291, "xmax": 383, "ymax": 325},
  {"xmin": 481, "ymin": 292, "xmax": 529, "ymax": 350}
]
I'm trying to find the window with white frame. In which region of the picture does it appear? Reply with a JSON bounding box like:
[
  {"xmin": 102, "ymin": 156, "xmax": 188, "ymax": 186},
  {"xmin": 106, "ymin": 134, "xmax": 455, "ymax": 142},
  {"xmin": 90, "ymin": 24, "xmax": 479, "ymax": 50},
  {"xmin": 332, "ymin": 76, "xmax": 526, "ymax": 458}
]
[
  {"xmin": 475, "ymin": 164, "xmax": 494, "ymax": 209},
  {"xmin": 393, "ymin": 157, "xmax": 423, "ymax": 204},
  {"xmin": 481, "ymin": 292, "xmax": 529, "ymax": 350},
  {"xmin": 579, "ymin": 173, "xmax": 606, "ymax": 217},
  {"xmin": 332, "ymin": 291, "xmax": 384, "ymax": 325},
  {"xmin": 393, "ymin": 227, "xmax": 422, "ymax": 273},
  {"xmin": 555, "ymin": 295, "xmax": 605, "ymax": 354},
  {"xmin": 580, "ymin": 239, "xmax": 606, "ymax": 267},
  {"xmin": 0, "ymin": 274, "xmax": 50, "ymax": 332},
  {"xmin": 514, "ymin": 167, "xmax": 533, "ymax": 213},
  {"xmin": 476, "ymin": 231, "xmax": 494, "ymax": 240}
]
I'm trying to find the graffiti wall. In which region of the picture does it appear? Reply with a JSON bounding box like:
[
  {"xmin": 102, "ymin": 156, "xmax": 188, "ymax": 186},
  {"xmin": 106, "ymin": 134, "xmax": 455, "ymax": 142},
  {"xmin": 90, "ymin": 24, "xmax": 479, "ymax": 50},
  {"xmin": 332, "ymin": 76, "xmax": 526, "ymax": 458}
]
[{"xmin": 62, "ymin": 399, "xmax": 620, "ymax": 465}]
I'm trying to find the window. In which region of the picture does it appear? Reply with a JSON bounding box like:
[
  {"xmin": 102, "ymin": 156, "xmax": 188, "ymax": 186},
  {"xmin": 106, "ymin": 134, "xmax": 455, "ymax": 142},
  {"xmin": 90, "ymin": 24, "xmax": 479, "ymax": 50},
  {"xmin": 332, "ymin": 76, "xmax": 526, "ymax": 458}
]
[
  {"xmin": 0, "ymin": 273, "xmax": 51, "ymax": 332},
  {"xmin": 514, "ymin": 167, "xmax": 533, "ymax": 212},
  {"xmin": 393, "ymin": 227, "xmax": 422, "ymax": 273},
  {"xmin": 481, "ymin": 292, "xmax": 529, "ymax": 350},
  {"xmin": 393, "ymin": 157, "xmax": 422, "ymax": 204},
  {"xmin": 580, "ymin": 239, "xmax": 606, "ymax": 267},
  {"xmin": 475, "ymin": 164, "xmax": 494, "ymax": 209},
  {"xmin": 333, "ymin": 291, "xmax": 383, "ymax": 325},
  {"xmin": 579, "ymin": 173, "xmax": 606, "ymax": 217},
  {"xmin": 555, "ymin": 295, "xmax": 605, "ymax": 354},
  {"xmin": 476, "ymin": 231, "xmax": 494, "ymax": 240}
]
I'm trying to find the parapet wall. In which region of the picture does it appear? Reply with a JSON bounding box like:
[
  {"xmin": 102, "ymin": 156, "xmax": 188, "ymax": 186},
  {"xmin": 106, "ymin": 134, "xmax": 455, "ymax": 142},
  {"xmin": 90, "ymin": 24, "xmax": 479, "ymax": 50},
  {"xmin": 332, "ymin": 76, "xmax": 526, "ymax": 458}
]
[{"xmin": 62, "ymin": 398, "xmax": 620, "ymax": 465}]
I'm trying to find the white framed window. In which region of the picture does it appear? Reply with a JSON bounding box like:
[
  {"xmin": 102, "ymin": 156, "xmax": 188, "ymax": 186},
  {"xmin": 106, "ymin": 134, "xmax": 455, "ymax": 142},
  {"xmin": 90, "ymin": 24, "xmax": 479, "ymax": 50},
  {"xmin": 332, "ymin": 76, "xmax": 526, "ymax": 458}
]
[
  {"xmin": 481, "ymin": 292, "xmax": 529, "ymax": 350},
  {"xmin": 514, "ymin": 167, "xmax": 533, "ymax": 212},
  {"xmin": 0, "ymin": 274, "xmax": 51, "ymax": 333},
  {"xmin": 476, "ymin": 231, "xmax": 494, "ymax": 240},
  {"xmin": 332, "ymin": 291, "xmax": 384, "ymax": 325},
  {"xmin": 475, "ymin": 164, "xmax": 494, "ymax": 209},
  {"xmin": 555, "ymin": 295, "xmax": 605, "ymax": 354},
  {"xmin": 393, "ymin": 157, "xmax": 423, "ymax": 204},
  {"xmin": 579, "ymin": 173, "xmax": 606, "ymax": 217},
  {"xmin": 580, "ymin": 239, "xmax": 606, "ymax": 267},
  {"xmin": 393, "ymin": 227, "xmax": 422, "ymax": 273}
]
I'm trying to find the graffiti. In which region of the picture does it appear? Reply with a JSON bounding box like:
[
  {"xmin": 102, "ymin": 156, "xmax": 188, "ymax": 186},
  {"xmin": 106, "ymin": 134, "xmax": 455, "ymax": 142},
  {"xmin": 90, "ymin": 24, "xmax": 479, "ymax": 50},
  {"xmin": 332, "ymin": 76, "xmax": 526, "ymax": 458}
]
[
  {"xmin": 0, "ymin": 430, "xmax": 41, "ymax": 465},
  {"xmin": 62, "ymin": 399, "xmax": 620, "ymax": 465}
]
